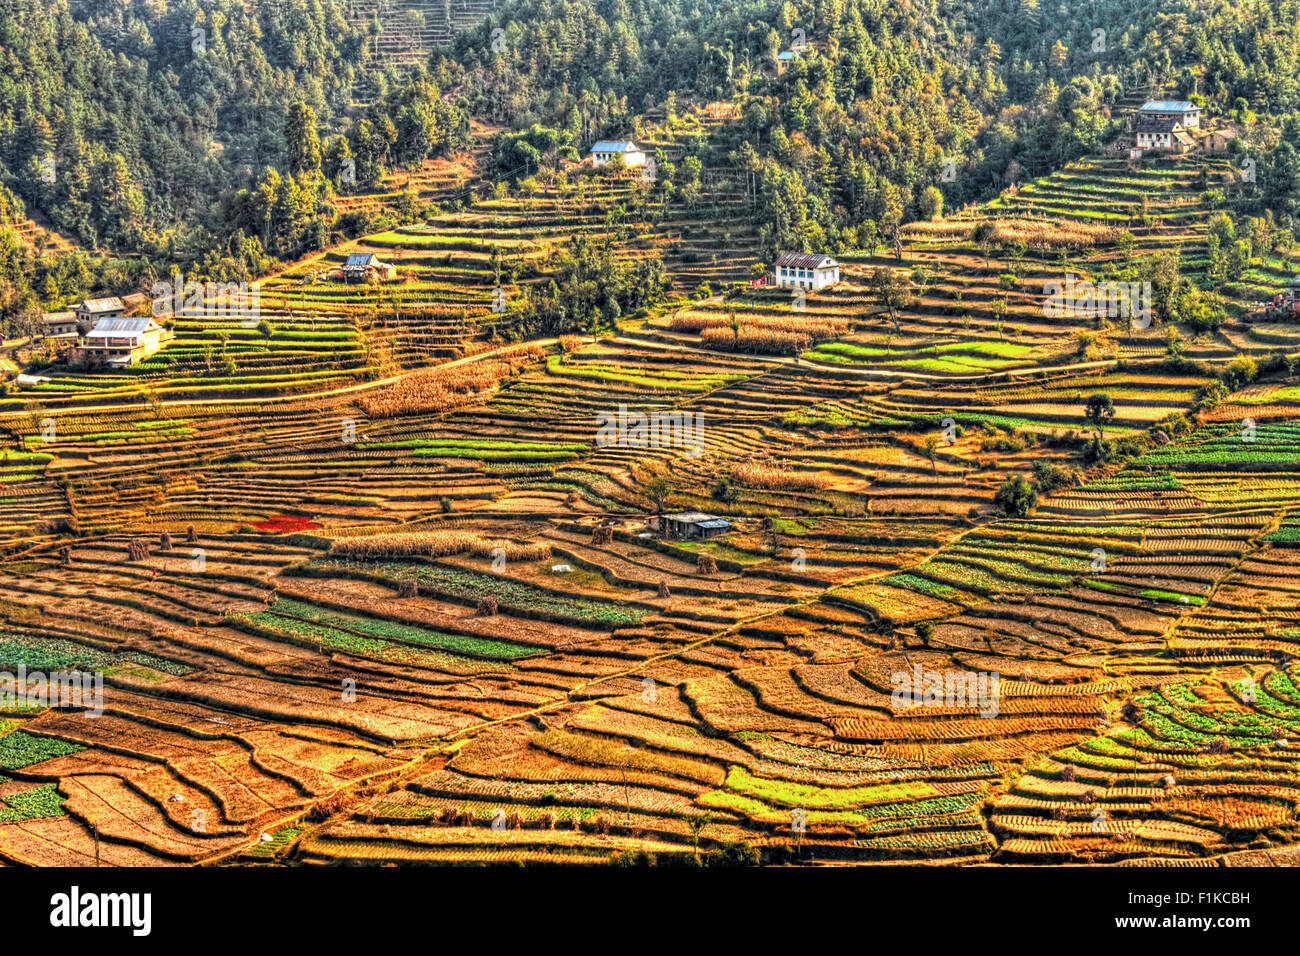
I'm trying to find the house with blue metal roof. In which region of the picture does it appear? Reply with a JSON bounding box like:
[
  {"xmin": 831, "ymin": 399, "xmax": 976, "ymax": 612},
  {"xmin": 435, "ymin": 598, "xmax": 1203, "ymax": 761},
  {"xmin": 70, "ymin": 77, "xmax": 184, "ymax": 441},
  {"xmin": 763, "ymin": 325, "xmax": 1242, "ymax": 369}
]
[
  {"xmin": 1138, "ymin": 100, "xmax": 1200, "ymax": 128},
  {"xmin": 589, "ymin": 141, "xmax": 647, "ymax": 168}
]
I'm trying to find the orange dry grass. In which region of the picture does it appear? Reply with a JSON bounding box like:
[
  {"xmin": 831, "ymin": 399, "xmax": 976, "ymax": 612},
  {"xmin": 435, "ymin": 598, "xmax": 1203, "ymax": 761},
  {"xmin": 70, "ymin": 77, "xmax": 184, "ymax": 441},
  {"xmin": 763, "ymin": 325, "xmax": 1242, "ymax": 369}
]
[
  {"xmin": 677, "ymin": 310, "xmax": 847, "ymax": 355},
  {"xmin": 900, "ymin": 217, "xmax": 1116, "ymax": 249},
  {"xmin": 360, "ymin": 345, "xmax": 545, "ymax": 418},
  {"xmin": 730, "ymin": 459, "xmax": 832, "ymax": 491},
  {"xmin": 329, "ymin": 531, "xmax": 551, "ymax": 561},
  {"xmin": 989, "ymin": 218, "xmax": 1116, "ymax": 249}
]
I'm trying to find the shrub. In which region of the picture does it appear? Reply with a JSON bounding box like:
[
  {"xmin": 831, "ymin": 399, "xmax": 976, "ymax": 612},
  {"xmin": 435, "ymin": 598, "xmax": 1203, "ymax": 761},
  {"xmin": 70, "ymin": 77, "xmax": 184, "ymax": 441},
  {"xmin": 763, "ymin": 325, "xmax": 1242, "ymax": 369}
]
[
  {"xmin": 993, "ymin": 475, "xmax": 1036, "ymax": 517},
  {"xmin": 1031, "ymin": 460, "xmax": 1074, "ymax": 495},
  {"xmin": 1221, "ymin": 355, "xmax": 1258, "ymax": 391},
  {"xmin": 713, "ymin": 841, "xmax": 760, "ymax": 866},
  {"xmin": 610, "ymin": 849, "xmax": 656, "ymax": 867}
]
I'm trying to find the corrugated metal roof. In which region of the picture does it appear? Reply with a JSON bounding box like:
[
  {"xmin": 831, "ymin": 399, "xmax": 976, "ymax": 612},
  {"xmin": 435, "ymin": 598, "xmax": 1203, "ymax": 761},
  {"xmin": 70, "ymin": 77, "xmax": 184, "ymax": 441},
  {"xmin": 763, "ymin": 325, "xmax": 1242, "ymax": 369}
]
[
  {"xmin": 776, "ymin": 252, "xmax": 837, "ymax": 270},
  {"xmin": 345, "ymin": 253, "xmax": 377, "ymax": 267},
  {"xmin": 79, "ymin": 297, "xmax": 124, "ymax": 313},
  {"xmin": 1140, "ymin": 100, "xmax": 1197, "ymax": 112},
  {"xmin": 591, "ymin": 141, "xmax": 640, "ymax": 153},
  {"xmin": 85, "ymin": 316, "xmax": 154, "ymax": 339},
  {"xmin": 662, "ymin": 511, "xmax": 724, "ymax": 523},
  {"xmin": 696, "ymin": 520, "xmax": 733, "ymax": 529}
]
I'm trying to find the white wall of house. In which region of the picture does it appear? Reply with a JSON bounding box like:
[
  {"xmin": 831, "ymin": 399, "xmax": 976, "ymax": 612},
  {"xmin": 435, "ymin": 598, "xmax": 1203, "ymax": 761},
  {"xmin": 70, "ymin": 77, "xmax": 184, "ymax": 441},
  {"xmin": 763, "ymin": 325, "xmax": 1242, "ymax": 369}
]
[
  {"xmin": 1139, "ymin": 108, "xmax": 1199, "ymax": 128},
  {"xmin": 1136, "ymin": 131, "xmax": 1172, "ymax": 148},
  {"xmin": 592, "ymin": 150, "xmax": 647, "ymax": 167},
  {"xmin": 774, "ymin": 265, "xmax": 840, "ymax": 290}
]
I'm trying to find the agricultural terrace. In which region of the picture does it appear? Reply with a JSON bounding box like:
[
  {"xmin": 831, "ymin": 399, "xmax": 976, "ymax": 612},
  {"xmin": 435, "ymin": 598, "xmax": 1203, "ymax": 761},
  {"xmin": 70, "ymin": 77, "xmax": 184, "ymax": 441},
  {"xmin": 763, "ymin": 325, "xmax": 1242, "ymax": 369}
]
[{"xmin": 2, "ymin": 108, "xmax": 1300, "ymax": 867}]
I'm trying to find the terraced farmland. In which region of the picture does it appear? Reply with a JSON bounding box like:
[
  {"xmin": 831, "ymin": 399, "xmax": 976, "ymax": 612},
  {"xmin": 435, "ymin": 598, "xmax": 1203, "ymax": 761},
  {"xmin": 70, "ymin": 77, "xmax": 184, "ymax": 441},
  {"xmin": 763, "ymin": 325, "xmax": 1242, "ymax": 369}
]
[{"xmin": 3, "ymin": 135, "xmax": 1300, "ymax": 869}]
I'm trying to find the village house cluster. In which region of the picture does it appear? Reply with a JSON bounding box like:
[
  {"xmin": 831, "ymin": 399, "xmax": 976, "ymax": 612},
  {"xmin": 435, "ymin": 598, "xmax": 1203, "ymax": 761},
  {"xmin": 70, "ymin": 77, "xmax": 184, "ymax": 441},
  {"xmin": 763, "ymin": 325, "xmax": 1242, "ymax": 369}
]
[
  {"xmin": 41, "ymin": 296, "xmax": 172, "ymax": 368},
  {"xmin": 1123, "ymin": 99, "xmax": 1237, "ymax": 159}
]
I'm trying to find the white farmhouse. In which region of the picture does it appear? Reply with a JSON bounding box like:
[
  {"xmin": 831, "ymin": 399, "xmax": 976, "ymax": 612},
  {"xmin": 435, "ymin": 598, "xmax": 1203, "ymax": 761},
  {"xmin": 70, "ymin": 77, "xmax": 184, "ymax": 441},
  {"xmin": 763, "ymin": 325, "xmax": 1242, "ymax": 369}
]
[
  {"xmin": 589, "ymin": 141, "xmax": 647, "ymax": 168},
  {"xmin": 774, "ymin": 252, "xmax": 840, "ymax": 291}
]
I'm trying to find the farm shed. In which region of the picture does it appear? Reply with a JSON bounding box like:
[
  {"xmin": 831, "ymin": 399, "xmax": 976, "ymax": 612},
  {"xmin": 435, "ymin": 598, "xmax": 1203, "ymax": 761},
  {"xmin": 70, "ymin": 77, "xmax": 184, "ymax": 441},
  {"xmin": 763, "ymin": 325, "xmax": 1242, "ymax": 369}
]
[
  {"xmin": 774, "ymin": 252, "xmax": 840, "ymax": 290},
  {"xmin": 589, "ymin": 141, "xmax": 647, "ymax": 168},
  {"xmin": 654, "ymin": 511, "xmax": 733, "ymax": 539},
  {"xmin": 341, "ymin": 252, "xmax": 397, "ymax": 283},
  {"xmin": 1204, "ymin": 128, "xmax": 1238, "ymax": 153},
  {"xmin": 75, "ymin": 297, "xmax": 125, "ymax": 324},
  {"xmin": 776, "ymin": 49, "xmax": 805, "ymax": 72},
  {"xmin": 41, "ymin": 311, "xmax": 78, "ymax": 337}
]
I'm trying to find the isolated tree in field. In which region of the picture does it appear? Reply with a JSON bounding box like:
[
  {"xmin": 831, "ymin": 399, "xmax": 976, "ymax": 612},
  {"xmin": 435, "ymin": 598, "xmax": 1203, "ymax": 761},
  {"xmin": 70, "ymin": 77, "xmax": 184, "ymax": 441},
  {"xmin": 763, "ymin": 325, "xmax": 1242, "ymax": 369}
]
[
  {"xmin": 683, "ymin": 810, "xmax": 712, "ymax": 862},
  {"xmin": 991, "ymin": 298, "xmax": 1008, "ymax": 337},
  {"xmin": 973, "ymin": 221, "xmax": 995, "ymax": 268},
  {"xmin": 140, "ymin": 386, "xmax": 163, "ymax": 420},
  {"xmin": 869, "ymin": 267, "xmax": 913, "ymax": 334},
  {"xmin": 1084, "ymin": 392, "xmax": 1115, "ymax": 440},
  {"xmin": 644, "ymin": 476, "xmax": 674, "ymax": 512},
  {"xmin": 922, "ymin": 433, "xmax": 941, "ymax": 473}
]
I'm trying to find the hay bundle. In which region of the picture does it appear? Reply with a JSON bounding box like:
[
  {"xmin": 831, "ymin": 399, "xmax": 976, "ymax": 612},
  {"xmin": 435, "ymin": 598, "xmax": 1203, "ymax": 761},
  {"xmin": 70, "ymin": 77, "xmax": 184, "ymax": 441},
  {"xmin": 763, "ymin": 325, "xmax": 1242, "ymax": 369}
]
[
  {"xmin": 658, "ymin": 581, "xmax": 670, "ymax": 598},
  {"xmin": 127, "ymin": 539, "xmax": 150, "ymax": 562},
  {"xmin": 397, "ymin": 579, "xmax": 418, "ymax": 598},
  {"xmin": 476, "ymin": 597, "xmax": 498, "ymax": 617},
  {"xmin": 591, "ymin": 525, "xmax": 614, "ymax": 545},
  {"xmin": 697, "ymin": 554, "xmax": 717, "ymax": 575},
  {"xmin": 160, "ymin": 531, "xmax": 173, "ymax": 552}
]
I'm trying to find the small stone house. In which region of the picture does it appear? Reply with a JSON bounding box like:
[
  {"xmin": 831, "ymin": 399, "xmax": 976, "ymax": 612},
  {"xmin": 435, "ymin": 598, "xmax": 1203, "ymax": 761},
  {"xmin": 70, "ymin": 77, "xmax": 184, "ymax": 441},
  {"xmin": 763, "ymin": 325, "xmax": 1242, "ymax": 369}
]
[
  {"xmin": 654, "ymin": 511, "xmax": 733, "ymax": 539},
  {"xmin": 341, "ymin": 253, "xmax": 396, "ymax": 283}
]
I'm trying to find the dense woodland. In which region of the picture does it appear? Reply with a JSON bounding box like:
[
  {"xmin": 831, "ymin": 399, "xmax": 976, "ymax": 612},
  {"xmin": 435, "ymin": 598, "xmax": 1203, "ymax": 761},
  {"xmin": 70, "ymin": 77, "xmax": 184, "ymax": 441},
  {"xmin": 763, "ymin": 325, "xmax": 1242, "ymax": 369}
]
[{"xmin": 0, "ymin": 0, "xmax": 1299, "ymax": 334}]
